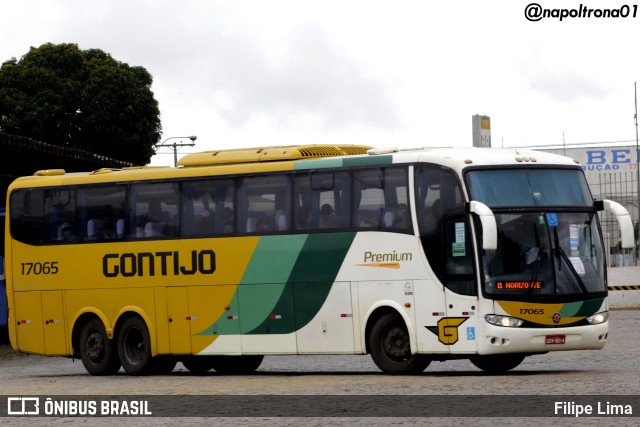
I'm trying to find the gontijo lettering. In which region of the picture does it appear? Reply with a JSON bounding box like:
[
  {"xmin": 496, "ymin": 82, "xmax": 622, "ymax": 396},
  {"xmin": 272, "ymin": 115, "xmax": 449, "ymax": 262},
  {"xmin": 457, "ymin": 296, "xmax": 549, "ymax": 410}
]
[{"xmin": 103, "ymin": 250, "xmax": 215, "ymax": 277}]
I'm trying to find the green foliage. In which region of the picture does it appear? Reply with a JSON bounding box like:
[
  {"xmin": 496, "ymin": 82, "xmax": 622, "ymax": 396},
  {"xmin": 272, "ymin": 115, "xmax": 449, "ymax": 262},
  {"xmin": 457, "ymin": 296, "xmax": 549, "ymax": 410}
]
[{"xmin": 0, "ymin": 43, "xmax": 161, "ymax": 165}]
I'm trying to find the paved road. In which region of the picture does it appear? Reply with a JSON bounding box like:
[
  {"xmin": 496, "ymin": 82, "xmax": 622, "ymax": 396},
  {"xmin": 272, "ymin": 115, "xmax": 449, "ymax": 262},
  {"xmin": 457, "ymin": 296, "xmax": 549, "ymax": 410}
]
[{"xmin": 2, "ymin": 309, "xmax": 640, "ymax": 426}]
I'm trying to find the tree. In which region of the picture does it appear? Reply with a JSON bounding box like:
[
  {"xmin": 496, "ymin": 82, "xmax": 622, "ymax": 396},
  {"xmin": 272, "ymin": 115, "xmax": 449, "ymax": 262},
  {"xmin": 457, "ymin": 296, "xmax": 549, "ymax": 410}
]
[{"xmin": 0, "ymin": 43, "xmax": 161, "ymax": 165}]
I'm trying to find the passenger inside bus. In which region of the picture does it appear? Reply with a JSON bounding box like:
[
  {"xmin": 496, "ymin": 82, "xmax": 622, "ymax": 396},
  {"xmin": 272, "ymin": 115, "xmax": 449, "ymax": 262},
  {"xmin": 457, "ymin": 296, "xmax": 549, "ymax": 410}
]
[
  {"xmin": 319, "ymin": 204, "xmax": 338, "ymax": 228},
  {"xmin": 59, "ymin": 222, "xmax": 75, "ymax": 242},
  {"xmin": 393, "ymin": 203, "xmax": 409, "ymax": 229},
  {"xmin": 196, "ymin": 209, "xmax": 215, "ymax": 234},
  {"xmin": 223, "ymin": 207, "xmax": 234, "ymax": 233}
]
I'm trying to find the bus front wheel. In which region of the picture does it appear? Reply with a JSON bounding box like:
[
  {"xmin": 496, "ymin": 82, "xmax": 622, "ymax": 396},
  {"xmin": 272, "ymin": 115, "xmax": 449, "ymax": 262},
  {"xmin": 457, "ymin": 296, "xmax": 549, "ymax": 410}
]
[
  {"xmin": 369, "ymin": 313, "xmax": 430, "ymax": 374},
  {"xmin": 79, "ymin": 318, "xmax": 121, "ymax": 376},
  {"xmin": 469, "ymin": 354, "xmax": 526, "ymax": 373},
  {"xmin": 118, "ymin": 316, "xmax": 152, "ymax": 375}
]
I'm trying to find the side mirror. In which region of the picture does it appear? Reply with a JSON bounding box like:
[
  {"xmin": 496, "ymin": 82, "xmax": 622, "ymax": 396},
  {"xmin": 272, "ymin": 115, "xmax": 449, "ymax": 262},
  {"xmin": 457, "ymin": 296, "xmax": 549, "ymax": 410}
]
[
  {"xmin": 600, "ymin": 199, "xmax": 635, "ymax": 249},
  {"xmin": 468, "ymin": 201, "xmax": 497, "ymax": 250}
]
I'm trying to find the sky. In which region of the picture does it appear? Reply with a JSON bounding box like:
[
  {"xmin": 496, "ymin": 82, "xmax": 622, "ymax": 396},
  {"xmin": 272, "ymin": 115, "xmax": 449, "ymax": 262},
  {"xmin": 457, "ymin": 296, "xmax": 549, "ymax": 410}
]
[{"xmin": 1, "ymin": 0, "xmax": 639, "ymax": 166}]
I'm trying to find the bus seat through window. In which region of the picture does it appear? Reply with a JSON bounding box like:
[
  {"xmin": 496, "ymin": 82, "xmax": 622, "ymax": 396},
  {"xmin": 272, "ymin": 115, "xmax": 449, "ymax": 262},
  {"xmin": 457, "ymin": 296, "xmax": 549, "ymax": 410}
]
[
  {"xmin": 145, "ymin": 222, "xmax": 166, "ymax": 237},
  {"xmin": 87, "ymin": 219, "xmax": 104, "ymax": 240}
]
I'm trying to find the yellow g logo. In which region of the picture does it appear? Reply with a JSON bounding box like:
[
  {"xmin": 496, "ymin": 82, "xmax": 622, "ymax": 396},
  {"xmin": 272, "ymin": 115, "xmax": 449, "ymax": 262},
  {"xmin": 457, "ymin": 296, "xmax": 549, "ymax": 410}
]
[{"xmin": 426, "ymin": 317, "xmax": 468, "ymax": 345}]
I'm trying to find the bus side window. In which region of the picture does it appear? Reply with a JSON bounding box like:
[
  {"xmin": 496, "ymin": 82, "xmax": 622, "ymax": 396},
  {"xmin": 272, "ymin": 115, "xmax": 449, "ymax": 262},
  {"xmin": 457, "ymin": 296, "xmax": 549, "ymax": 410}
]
[
  {"xmin": 416, "ymin": 165, "xmax": 465, "ymax": 283},
  {"xmin": 130, "ymin": 182, "xmax": 179, "ymax": 239},
  {"xmin": 354, "ymin": 167, "xmax": 409, "ymax": 232},
  {"xmin": 10, "ymin": 189, "xmax": 46, "ymax": 244},
  {"xmin": 77, "ymin": 185, "xmax": 126, "ymax": 241},
  {"xmin": 238, "ymin": 174, "xmax": 290, "ymax": 234},
  {"xmin": 294, "ymin": 174, "xmax": 312, "ymax": 230},
  {"xmin": 45, "ymin": 189, "xmax": 76, "ymax": 243},
  {"xmin": 443, "ymin": 215, "xmax": 476, "ymax": 296},
  {"xmin": 295, "ymin": 171, "xmax": 351, "ymax": 232}
]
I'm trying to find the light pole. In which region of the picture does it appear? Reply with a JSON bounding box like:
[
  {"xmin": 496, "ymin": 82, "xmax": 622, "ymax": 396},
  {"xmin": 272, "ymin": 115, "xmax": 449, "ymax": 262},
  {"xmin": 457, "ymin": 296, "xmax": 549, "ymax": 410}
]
[{"xmin": 155, "ymin": 135, "xmax": 197, "ymax": 166}]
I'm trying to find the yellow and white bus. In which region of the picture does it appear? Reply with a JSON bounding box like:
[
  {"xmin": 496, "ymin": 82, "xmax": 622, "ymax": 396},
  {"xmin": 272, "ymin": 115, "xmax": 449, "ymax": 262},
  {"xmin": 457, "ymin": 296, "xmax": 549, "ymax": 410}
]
[{"xmin": 5, "ymin": 145, "xmax": 635, "ymax": 375}]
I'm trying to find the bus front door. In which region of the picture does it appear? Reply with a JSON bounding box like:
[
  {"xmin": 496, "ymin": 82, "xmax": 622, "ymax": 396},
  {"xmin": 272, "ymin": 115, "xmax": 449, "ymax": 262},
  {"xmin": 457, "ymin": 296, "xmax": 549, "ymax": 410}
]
[{"xmin": 442, "ymin": 215, "xmax": 478, "ymax": 354}]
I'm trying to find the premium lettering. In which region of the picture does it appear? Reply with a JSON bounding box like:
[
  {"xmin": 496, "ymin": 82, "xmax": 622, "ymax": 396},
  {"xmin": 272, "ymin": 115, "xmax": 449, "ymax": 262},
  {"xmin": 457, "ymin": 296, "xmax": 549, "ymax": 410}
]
[{"xmin": 364, "ymin": 251, "xmax": 412, "ymax": 263}]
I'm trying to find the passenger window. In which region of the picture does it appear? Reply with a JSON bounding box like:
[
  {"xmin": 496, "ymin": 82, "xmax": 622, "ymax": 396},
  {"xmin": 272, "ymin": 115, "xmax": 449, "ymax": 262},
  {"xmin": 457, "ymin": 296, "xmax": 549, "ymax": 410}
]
[
  {"xmin": 10, "ymin": 189, "xmax": 46, "ymax": 244},
  {"xmin": 44, "ymin": 189, "xmax": 77, "ymax": 243},
  {"xmin": 130, "ymin": 182, "xmax": 179, "ymax": 239},
  {"xmin": 181, "ymin": 179, "xmax": 235, "ymax": 237},
  {"xmin": 354, "ymin": 168, "xmax": 410, "ymax": 232},
  {"xmin": 77, "ymin": 186, "xmax": 126, "ymax": 241},
  {"xmin": 238, "ymin": 175, "xmax": 290, "ymax": 234},
  {"xmin": 294, "ymin": 171, "xmax": 351, "ymax": 231}
]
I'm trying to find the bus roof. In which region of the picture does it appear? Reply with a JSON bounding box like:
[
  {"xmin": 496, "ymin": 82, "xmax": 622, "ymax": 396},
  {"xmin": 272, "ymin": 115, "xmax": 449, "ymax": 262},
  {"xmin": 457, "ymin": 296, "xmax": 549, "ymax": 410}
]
[{"xmin": 10, "ymin": 145, "xmax": 581, "ymax": 189}]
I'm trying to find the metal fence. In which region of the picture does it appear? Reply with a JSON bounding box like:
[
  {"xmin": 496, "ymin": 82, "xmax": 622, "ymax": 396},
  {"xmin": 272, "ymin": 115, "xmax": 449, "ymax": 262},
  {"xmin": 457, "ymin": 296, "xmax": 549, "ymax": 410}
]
[{"xmin": 593, "ymin": 171, "xmax": 639, "ymax": 266}]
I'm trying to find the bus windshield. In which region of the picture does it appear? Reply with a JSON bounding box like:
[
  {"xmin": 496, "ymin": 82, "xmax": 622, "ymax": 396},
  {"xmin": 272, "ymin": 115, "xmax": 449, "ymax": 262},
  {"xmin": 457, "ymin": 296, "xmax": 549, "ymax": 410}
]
[
  {"xmin": 466, "ymin": 168, "xmax": 593, "ymax": 207},
  {"xmin": 466, "ymin": 168, "xmax": 605, "ymax": 299},
  {"xmin": 480, "ymin": 211, "xmax": 605, "ymax": 299}
]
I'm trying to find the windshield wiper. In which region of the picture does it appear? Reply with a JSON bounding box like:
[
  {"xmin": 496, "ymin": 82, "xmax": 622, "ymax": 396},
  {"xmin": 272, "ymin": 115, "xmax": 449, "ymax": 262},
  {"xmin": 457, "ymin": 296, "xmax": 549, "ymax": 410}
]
[
  {"xmin": 527, "ymin": 223, "xmax": 542, "ymax": 295},
  {"xmin": 553, "ymin": 228, "xmax": 588, "ymax": 295}
]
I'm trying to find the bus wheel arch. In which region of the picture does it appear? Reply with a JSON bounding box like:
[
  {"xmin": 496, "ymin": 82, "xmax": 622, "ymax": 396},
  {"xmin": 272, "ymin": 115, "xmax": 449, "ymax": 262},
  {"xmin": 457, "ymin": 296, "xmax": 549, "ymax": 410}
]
[
  {"xmin": 365, "ymin": 308, "xmax": 430, "ymax": 375},
  {"xmin": 74, "ymin": 314, "xmax": 121, "ymax": 376}
]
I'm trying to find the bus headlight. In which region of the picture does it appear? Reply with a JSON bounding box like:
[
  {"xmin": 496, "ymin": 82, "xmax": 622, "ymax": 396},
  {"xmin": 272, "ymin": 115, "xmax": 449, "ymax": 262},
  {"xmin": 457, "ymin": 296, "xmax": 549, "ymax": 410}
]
[
  {"xmin": 485, "ymin": 315, "xmax": 524, "ymax": 328},
  {"xmin": 586, "ymin": 311, "xmax": 609, "ymax": 325}
]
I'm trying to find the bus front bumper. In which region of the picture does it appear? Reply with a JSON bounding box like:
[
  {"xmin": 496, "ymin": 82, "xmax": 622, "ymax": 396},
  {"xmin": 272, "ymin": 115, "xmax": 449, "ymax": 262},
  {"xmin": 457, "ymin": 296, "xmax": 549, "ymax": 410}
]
[{"xmin": 476, "ymin": 321, "xmax": 609, "ymax": 355}]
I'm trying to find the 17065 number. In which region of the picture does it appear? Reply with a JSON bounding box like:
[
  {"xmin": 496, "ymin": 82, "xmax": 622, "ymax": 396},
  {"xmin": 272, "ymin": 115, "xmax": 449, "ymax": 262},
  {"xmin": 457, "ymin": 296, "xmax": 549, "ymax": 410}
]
[{"xmin": 21, "ymin": 262, "xmax": 59, "ymax": 275}]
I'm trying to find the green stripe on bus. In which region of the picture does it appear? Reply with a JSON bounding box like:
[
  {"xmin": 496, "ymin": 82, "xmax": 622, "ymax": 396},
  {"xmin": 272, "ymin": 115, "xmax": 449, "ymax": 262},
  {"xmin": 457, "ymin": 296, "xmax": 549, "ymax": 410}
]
[
  {"xmin": 198, "ymin": 233, "xmax": 356, "ymax": 336},
  {"xmin": 238, "ymin": 235, "xmax": 307, "ymax": 333},
  {"xmin": 558, "ymin": 298, "xmax": 604, "ymax": 317},
  {"xmin": 294, "ymin": 158, "xmax": 345, "ymax": 170},
  {"xmin": 343, "ymin": 155, "xmax": 393, "ymax": 167},
  {"xmin": 294, "ymin": 155, "xmax": 393, "ymax": 170},
  {"xmin": 246, "ymin": 232, "xmax": 356, "ymax": 335},
  {"xmin": 289, "ymin": 233, "xmax": 356, "ymax": 330},
  {"xmin": 196, "ymin": 235, "xmax": 307, "ymax": 336}
]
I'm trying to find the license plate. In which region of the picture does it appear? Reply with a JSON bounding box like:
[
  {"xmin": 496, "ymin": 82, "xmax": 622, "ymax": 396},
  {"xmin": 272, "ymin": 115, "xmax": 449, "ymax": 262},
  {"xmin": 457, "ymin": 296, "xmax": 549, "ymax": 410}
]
[{"xmin": 545, "ymin": 335, "xmax": 566, "ymax": 345}]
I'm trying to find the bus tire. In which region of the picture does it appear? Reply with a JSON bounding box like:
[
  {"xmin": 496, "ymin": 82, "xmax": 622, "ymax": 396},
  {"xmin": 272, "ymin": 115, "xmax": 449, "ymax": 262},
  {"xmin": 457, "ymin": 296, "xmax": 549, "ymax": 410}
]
[
  {"xmin": 369, "ymin": 312, "xmax": 430, "ymax": 374},
  {"xmin": 79, "ymin": 318, "xmax": 121, "ymax": 376},
  {"xmin": 118, "ymin": 316, "xmax": 152, "ymax": 375},
  {"xmin": 182, "ymin": 356, "xmax": 217, "ymax": 374},
  {"xmin": 470, "ymin": 354, "xmax": 526, "ymax": 373},
  {"xmin": 211, "ymin": 355, "xmax": 264, "ymax": 374}
]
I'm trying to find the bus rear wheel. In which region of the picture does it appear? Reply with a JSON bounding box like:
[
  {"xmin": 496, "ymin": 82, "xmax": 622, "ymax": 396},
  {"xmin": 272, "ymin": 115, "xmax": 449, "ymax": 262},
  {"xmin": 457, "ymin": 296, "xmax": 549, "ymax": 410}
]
[
  {"xmin": 79, "ymin": 318, "xmax": 121, "ymax": 376},
  {"xmin": 470, "ymin": 354, "xmax": 526, "ymax": 373},
  {"xmin": 369, "ymin": 313, "xmax": 430, "ymax": 374},
  {"xmin": 118, "ymin": 316, "xmax": 152, "ymax": 375}
]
